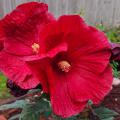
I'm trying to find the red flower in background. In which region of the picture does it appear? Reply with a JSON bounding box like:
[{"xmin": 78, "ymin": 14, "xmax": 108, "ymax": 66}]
[
  {"xmin": 110, "ymin": 42, "xmax": 120, "ymax": 60},
  {"xmin": 27, "ymin": 15, "xmax": 113, "ymax": 117},
  {"xmin": 0, "ymin": 2, "xmax": 56, "ymax": 89},
  {"xmin": 110, "ymin": 42, "xmax": 120, "ymax": 72}
]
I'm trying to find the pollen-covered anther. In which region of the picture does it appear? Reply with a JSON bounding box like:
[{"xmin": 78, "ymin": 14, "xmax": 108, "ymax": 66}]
[
  {"xmin": 58, "ymin": 60, "xmax": 71, "ymax": 73},
  {"xmin": 31, "ymin": 43, "xmax": 40, "ymax": 54}
]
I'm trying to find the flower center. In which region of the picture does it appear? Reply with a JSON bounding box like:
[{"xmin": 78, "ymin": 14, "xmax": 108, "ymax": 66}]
[
  {"xmin": 58, "ymin": 60, "xmax": 71, "ymax": 73},
  {"xmin": 31, "ymin": 43, "xmax": 40, "ymax": 54}
]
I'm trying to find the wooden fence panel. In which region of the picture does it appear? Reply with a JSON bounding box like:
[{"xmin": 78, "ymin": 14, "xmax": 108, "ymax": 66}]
[
  {"xmin": 96, "ymin": 0, "xmax": 115, "ymax": 26},
  {"xmin": 0, "ymin": 0, "xmax": 120, "ymax": 27},
  {"xmin": 0, "ymin": 1, "xmax": 3, "ymax": 18},
  {"xmin": 113, "ymin": 0, "xmax": 120, "ymax": 26}
]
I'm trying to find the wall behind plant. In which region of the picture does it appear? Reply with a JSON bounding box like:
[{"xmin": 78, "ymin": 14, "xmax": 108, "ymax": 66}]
[{"xmin": 0, "ymin": 0, "xmax": 120, "ymax": 27}]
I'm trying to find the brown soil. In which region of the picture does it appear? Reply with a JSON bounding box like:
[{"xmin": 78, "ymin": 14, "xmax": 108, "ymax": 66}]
[{"xmin": 103, "ymin": 85, "xmax": 120, "ymax": 120}]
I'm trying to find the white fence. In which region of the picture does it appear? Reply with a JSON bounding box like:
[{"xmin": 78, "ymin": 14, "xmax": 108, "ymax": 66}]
[{"xmin": 0, "ymin": 0, "xmax": 120, "ymax": 27}]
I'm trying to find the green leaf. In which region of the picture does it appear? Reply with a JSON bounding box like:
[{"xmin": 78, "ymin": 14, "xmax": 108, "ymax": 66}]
[
  {"xmin": 8, "ymin": 114, "xmax": 21, "ymax": 120},
  {"xmin": 96, "ymin": 24, "xmax": 106, "ymax": 31},
  {"xmin": 52, "ymin": 114, "xmax": 79, "ymax": 120},
  {"xmin": 0, "ymin": 100, "xmax": 28, "ymax": 110},
  {"xmin": 111, "ymin": 61, "xmax": 120, "ymax": 78},
  {"xmin": 20, "ymin": 98, "xmax": 51, "ymax": 120},
  {"xmin": 94, "ymin": 107, "xmax": 118, "ymax": 120},
  {"xmin": 88, "ymin": 100, "xmax": 93, "ymax": 105},
  {"xmin": 27, "ymin": 89, "xmax": 41, "ymax": 94},
  {"xmin": 102, "ymin": 117, "xmax": 114, "ymax": 120},
  {"xmin": 0, "ymin": 73, "xmax": 10, "ymax": 99},
  {"xmin": 64, "ymin": 117, "xmax": 78, "ymax": 120}
]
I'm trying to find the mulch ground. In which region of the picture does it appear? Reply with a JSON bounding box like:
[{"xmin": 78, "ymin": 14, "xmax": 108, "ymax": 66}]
[{"xmin": 103, "ymin": 85, "xmax": 120, "ymax": 120}]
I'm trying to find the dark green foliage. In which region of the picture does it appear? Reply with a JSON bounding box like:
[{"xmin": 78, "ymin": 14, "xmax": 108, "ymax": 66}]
[
  {"xmin": 96, "ymin": 24, "xmax": 106, "ymax": 32},
  {"xmin": 0, "ymin": 91, "xmax": 52, "ymax": 120},
  {"xmin": 111, "ymin": 61, "xmax": 120, "ymax": 78},
  {"xmin": 0, "ymin": 100, "xmax": 28, "ymax": 110},
  {"xmin": 20, "ymin": 97, "xmax": 51, "ymax": 120},
  {"xmin": 94, "ymin": 107, "xmax": 118, "ymax": 120},
  {"xmin": 105, "ymin": 27, "xmax": 120, "ymax": 43},
  {"xmin": 96, "ymin": 24, "xmax": 120, "ymax": 43},
  {"xmin": 0, "ymin": 73, "xmax": 11, "ymax": 98},
  {"xmin": 9, "ymin": 114, "xmax": 21, "ymax": 120},
  {"xmin": 53, "ymin": 115, "xmax": 78, "ymax": 120}
]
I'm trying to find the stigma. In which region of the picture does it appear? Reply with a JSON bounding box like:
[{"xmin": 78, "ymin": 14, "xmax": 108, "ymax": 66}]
[
  {"xmin": 58, "ymin": 60, "xmax": 71, "ymax": 73},
  {"xmin": 31, "ymin": 43, "xmax": 40, "ymax": 54}
]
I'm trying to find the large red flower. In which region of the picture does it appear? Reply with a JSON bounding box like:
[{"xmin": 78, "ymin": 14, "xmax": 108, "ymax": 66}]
[
  {"xmin": 27, "ymin": 15, "xmax": 113, "ymax": 117},
  {"xmin": 0, "ymin": 2, "xmax": 57, "ymax": 89}
]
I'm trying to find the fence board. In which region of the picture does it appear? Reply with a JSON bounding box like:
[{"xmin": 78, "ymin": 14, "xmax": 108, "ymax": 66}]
[
  {"xmin": 0, "ymin": 1, "xmax": 3, "ymax": 17},
  {"xmin": 0, "ymin": 0, "xmax": 120, "ymax": 27},
  {"xmin": 113, "ymin": 0, "xmax": 120, "ymax": 26},
  {"xmin": 96, "ymin": 0, "xmax": 115, "ymax": 26}
]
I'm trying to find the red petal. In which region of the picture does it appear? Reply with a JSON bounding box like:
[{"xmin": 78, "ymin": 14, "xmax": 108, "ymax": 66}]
[
  {"xmin": 69, "ymin": 45, "xmax": 110, "ymax": 74},
  {"xmin": 16, "ymin": 2, "xmax": 48, "ymax": 14},
  {"xmin": 67, "ymin": 65, "xmax": 113, "ymax": 104},
  {"xmin": 43, "ymin": 63, "xmax": 112, "ymax": 117},
  {"xmin": 0, "ymin": 51, "xmax": 40, "ymax": 89},
  {"xmin": 0, "ymin": 32, "xmax": 4, "ymax": 51},
  {"xmin": 0, "ymin": 40, "xmax": 3, "ymax": 51},
  {"xmin": 1, "ymin": 2, "xmax": 55, "ymax": 56},
  {"xmin": 26, "ymin": 59, "xmax": 50, "ymax": 92},
  {"xmin": 21, "ymin": 42, "xmax": 67, "ymax": 61},
  {"xmin": 39, "ymin": 21, "xmax": 68, "ymax": 58},
  {"xmin": 0, "ymin": 22, "xmax": 4, "ymax": 51},
  {"xmin": 44, "ymin": 63, "xmax": 87, "ymax": 117},
  {"xmin": 40, "ymin": 15, "xmax": 111, "ymax": 73},
  {"xmin": 60, "ymin": 15, "xmax": 111, "ymax": 73}
]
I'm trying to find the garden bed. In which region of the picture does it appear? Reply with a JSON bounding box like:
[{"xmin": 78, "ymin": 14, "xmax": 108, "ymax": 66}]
[
  {"xmin": 0, "ymin": 85, "xmax": 120, "ymax": 120},
  {"xmin": 103, "ymin": 85, "xmax": 120, "ymax": 120}
]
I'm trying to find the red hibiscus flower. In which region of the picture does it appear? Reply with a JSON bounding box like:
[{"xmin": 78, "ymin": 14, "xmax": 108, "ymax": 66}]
[
  {"xmin": 0, "ymin": 2, "xmax": 56, "ymax": 89},
  {"xmin": 27, "ymin": 15, "xmax": 113, "ymax": 117},
  {"xmin": 0, "ymin": 2, "xmax": 113, "ymax": 117}
]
